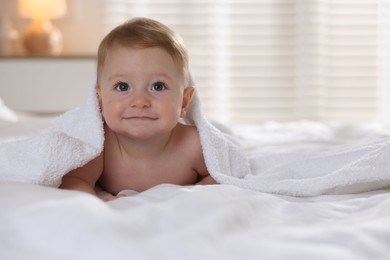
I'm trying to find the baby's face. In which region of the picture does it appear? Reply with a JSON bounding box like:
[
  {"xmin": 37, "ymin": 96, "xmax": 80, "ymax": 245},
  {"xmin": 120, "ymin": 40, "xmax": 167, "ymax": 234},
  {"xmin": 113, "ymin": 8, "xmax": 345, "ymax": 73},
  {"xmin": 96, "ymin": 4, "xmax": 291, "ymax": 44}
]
[{"xmin": 97, "ymin": 46, "xmax": 191, "ymax": 140}]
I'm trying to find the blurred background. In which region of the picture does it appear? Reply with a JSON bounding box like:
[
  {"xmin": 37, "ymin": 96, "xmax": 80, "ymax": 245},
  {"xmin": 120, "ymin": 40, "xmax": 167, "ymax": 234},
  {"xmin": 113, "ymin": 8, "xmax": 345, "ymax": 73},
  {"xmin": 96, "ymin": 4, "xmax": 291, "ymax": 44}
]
[{"xmin": 0, "ymin": 0, "xmax": 390, "ymax": 125}]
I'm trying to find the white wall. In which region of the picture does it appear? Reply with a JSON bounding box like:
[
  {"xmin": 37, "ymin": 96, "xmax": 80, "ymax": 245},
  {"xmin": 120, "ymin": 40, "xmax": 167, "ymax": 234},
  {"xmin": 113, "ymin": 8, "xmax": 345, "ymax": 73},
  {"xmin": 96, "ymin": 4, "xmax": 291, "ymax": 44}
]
[{"xmin": 0, "ymin": 0, "xmax": 105, "ymax": 55}]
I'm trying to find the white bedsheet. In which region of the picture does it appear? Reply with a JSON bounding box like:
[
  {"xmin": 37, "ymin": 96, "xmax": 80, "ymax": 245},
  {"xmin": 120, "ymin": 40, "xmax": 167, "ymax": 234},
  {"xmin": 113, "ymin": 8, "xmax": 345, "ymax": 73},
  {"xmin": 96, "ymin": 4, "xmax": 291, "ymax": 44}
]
[
  {"xmin": 0, "ymin": 112, "xmax": 55, "ymax": 142},
  {"xmin": 1, "ymin": 119, "xmax": 390, "ymax": 259},
  {"xmin": 1, "ymin": 182, "xmax": 389, "ymax": 260}
]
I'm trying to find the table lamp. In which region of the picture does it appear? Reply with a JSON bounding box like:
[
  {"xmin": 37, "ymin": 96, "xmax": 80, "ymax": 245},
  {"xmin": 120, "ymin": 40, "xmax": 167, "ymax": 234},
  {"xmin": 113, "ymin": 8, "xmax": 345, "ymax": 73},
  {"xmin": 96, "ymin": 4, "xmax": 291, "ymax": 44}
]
[{"xmin": 18, "ymin": 0, "xmax": 67, "ymax": 55}]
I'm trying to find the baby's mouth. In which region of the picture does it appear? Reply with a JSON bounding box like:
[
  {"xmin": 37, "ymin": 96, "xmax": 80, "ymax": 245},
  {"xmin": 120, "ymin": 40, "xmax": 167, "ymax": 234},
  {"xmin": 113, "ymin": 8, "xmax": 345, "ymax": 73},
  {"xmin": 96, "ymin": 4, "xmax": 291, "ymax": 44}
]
[{"xmin": 124, "ymin": 116, "xmax": 157, "ymax": 120}]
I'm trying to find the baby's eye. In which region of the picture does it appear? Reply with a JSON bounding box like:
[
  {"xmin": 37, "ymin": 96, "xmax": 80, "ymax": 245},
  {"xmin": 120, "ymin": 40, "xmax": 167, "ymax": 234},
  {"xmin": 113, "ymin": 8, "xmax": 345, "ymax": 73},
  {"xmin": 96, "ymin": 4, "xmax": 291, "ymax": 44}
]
[
  {"xmin": 151, "ymin": 82, "xmax": 166, "ymax": 92},
  {"xmin": 115, "ymin": 82, "xmax": 129, "ymax": 92}
]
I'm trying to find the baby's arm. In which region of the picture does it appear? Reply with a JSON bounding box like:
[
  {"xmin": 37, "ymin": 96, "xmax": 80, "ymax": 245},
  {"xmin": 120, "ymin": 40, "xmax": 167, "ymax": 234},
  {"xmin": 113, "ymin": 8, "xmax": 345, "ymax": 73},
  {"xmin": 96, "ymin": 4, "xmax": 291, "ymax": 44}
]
[
  {"xmin": 194, "ymin": 149, "xmax": 217, "ymax": 185},
  {"xmin": 196, "ymin": 174, "xmax": 217, "ymax": 185},
  {"xmin": 59, "ymin": 154, "xmax": 103, "ymax": 197},
  {"xmin": 184, "ymin": 125, "xmax": 217, "ymax": 185}
]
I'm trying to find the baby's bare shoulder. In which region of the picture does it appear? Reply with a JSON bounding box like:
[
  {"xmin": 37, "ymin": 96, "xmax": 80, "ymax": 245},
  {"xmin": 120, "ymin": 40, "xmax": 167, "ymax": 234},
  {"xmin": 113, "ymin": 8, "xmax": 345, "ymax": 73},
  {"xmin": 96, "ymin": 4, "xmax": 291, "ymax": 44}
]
[
  {"xmin": 175, "ymin": 124, "xmax": 200, "ymax": 142},
  {"xmin": 173, "ymin": 124, "xmax": 203, "ymax": 156},
  {"xmin": 175, "ymin": 124, "xmax": 209, "ymax": 176}
]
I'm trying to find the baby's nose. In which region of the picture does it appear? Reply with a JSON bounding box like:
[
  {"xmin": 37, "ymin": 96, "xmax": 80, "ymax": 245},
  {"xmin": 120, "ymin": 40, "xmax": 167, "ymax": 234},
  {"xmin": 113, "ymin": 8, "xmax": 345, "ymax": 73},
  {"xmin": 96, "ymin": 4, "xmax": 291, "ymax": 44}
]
[{"xmin": 130, "ymin": 92, "xmax": 151, "ymax": 108}]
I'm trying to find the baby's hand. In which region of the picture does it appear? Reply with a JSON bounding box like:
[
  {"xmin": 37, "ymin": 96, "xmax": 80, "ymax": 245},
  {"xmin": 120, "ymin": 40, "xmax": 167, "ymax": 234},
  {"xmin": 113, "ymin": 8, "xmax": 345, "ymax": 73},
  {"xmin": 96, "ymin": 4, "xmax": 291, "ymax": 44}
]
[{"xmin": 102, "ymin": 194, "xmax": 126, "ymax": 202}]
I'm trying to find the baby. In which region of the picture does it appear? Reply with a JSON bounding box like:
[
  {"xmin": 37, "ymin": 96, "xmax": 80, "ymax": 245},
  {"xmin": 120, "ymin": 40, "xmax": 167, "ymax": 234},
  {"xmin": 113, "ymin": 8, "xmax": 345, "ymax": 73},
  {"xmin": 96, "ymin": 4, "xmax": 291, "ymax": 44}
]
[{"xmin": 60, "ymin": 17, "xmax": 216, "ymax": 200}]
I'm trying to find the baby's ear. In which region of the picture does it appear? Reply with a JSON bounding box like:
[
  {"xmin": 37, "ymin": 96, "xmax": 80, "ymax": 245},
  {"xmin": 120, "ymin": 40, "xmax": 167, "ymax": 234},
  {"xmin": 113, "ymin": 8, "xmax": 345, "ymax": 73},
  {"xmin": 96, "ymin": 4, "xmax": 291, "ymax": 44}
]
[
  {"xmin": 181, "ymin": 87, "xmax": 195, "ymax": 117},
  {"xmin": 95, "ymin": 86, "xmax": 103, "ymax": 116},
  {"xmin": 182, "ymin": 87, "xmax": 195, "ymax": 108}
]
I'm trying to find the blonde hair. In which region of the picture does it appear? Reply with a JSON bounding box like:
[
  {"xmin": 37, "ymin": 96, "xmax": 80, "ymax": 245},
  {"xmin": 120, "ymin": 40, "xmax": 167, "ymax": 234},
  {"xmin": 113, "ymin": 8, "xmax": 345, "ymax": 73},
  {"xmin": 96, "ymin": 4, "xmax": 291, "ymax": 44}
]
[{"xmin": 97, "ymin": 17, "xmax": 189, "ymax": 86}]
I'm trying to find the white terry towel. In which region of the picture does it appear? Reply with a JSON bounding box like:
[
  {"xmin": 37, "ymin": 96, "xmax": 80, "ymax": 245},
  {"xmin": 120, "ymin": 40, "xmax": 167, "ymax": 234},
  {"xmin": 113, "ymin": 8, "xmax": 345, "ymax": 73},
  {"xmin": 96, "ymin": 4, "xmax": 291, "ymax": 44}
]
[
  {"xmin": 0, "ymin": 85, "xmax": 251, "ymax": 189},
  {"xmin": 1, "ymin": 85, "xmax": 390, "ymax": 196},
  {"xmin": 0, "ymin": 87, "xmax": 104, "ymax": 187}
]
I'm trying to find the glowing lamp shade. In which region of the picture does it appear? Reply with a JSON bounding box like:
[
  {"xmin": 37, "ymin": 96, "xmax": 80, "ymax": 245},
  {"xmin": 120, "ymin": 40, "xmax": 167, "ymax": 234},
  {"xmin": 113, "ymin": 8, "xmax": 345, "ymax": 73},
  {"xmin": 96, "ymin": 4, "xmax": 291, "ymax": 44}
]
[{"xmin": 18, "ymin": 0, "xmax": 67, "ymax": 55}]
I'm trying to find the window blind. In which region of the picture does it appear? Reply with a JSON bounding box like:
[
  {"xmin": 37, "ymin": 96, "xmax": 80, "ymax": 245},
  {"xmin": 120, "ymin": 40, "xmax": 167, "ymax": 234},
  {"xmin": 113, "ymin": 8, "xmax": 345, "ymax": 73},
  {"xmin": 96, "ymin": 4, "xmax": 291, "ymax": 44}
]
[{"xmin": 102, "ymin": 0, "xmax": 390, "ymax": 125}]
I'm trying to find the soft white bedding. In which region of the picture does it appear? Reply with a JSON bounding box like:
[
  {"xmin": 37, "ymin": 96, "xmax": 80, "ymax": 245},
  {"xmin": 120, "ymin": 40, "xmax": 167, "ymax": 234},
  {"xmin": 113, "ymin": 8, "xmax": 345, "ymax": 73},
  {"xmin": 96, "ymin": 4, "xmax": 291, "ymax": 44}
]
[
  {"xmin": 0, "ymin": 112, "xmax": 55, "ymax": 141},
  {"xmin": 1, "ymin": 117, "xmax": 390, "ymax": 259},
  {"xmin": 1, "ymin": 182, "xmax": 389, "ymax": 260}
]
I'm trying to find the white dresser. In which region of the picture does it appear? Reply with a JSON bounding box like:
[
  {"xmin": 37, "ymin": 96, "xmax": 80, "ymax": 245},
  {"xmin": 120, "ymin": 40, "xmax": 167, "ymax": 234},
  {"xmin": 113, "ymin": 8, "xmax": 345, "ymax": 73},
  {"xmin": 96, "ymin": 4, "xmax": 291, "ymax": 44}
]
[{"xmin": 0, "ymin": 56, "xmax": 96, "ymax": 113}]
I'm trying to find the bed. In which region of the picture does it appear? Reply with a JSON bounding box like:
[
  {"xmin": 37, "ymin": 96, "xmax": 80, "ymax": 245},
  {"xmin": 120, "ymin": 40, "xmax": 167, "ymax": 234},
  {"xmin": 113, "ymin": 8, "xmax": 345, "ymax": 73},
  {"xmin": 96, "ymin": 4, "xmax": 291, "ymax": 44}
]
[{"xmin": 1, "ymin": 108, "xmax": 390, "ymax": 260}]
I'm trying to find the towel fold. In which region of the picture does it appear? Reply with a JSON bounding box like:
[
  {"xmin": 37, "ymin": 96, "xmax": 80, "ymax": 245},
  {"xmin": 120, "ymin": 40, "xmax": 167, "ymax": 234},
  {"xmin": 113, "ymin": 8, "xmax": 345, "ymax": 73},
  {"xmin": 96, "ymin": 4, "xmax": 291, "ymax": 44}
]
[
  {"xmin": 0, "ymin": 87, "xmax": 104, "ymax": 187},
  {"xmin": 1, "ymin": 85, "xmax": 390, "ymax": 196}
]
